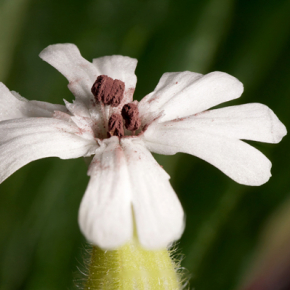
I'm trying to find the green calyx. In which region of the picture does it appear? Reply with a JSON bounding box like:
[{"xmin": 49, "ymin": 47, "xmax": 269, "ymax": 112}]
[{"xmin": 83, "ymin": 237, "xmax": 183, "ymax": 290}]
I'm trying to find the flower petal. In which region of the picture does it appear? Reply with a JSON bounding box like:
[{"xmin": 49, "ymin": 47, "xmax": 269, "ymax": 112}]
[
  {"xmin": 121, "ymin": 138, "xmax": 184, "ymax": 249},
  {"xmin": 140, "ymin": 71, "xmax": 202, "ymax": 108},
  {"xmin": 39, "ymin": 44, "xmax": 98, "ymax": 103},
  {"xmin": 93, "ymin": 55, "xmax": 138, "ymax": 104},
  {"xmin": 78, "ymin": 137, "xmax": 133, "ymax": 249},
  {"xmin": 0, "ymin": 118, "xmax": 96, "ymax": 183},
  {"xmin": 139, "ymin": 71, "xmax": 243, "ymax": 123},
  {"xmin": 144, "ymin": 122, "xmax": 272, "ymax": 186},
  {"xmin": 0, "ymin": 82, "xmax": 66, "ymax": 121},
  {"xmin": 163, "ymin": 103, "xmax": 286, "ymax": 144}
]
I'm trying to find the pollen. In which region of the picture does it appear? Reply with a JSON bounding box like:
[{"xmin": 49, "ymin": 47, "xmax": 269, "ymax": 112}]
[
  {"xmin": 110, "ymin": 80, "xmax": 125, "ymax": 107},
  {"xmin": 108, "ymin": 114, "xmax": 124, "ymax": 138},
  {"xmin": 91, "ymin": 75, "xmax": 113, "ymax": 103},
  {"xmin": 91, "ymin": 75, "xmax": 125, "ymax": 107},
  {"xmin": 121, "ymin": 103, "xmax": 141, "ymax": 131}
]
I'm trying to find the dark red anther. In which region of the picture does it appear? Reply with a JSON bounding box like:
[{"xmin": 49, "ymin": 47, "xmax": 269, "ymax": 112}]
[
  {"xmin": 121, "ymin": 102, "xmax": 141, "ymax": 131},
  {"xmin": 91, "ymin": 75, "xmax": 114, "ymax": 103},
  {"xmin": 108, "ymin": 114, "xmax": 124, "ymax": 138},
  {"xmin": 110, "ymin": 79, "xmax": 125, "ymax": 107},
  {"xmin": 91, "ymin": 75, "xmax": 125, "ymax": 107}
]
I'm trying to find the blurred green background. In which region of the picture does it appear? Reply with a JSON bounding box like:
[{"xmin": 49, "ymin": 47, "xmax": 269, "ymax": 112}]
[{"xmin": 0, "ymin": 0, "xmax": 290, "ymax": 289}]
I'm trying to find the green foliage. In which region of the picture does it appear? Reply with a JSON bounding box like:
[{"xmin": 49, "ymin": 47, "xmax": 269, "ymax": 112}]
[{"xmin": 0, "ymin": 0, "xmax": 290, "ymax": 289}]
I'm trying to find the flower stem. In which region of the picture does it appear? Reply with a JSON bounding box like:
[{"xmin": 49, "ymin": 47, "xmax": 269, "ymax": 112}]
[{"xmin": 83, "ymin": 237, "xmax": 182, "ymax": 290}]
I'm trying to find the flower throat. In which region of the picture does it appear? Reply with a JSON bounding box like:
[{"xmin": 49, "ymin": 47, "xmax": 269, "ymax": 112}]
[{"xmin": 91, "ymin": 75, "xmax": 141, "ymax": 138}]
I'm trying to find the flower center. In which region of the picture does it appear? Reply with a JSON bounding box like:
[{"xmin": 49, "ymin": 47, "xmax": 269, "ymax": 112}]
[{"xmin": 91, "ymin": 75, "xmax": 141, "ymax": 138}]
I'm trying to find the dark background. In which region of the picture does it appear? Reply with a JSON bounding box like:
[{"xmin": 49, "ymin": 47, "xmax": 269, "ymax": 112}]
[{"xmin": 0, "ymin": 0, "xmax": 290, "ymax": 289}]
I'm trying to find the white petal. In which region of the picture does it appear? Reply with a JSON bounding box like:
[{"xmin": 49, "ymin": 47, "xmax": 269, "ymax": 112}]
[
  {"xmin": 139, "ymin": 71, "xmax": 202, "ymax": 109},
  {"xmin": 0, "ymin": 118, "xmax": 96, "ymax": 183},
  {"xmin": 121, "ymin": 138, "xmax": 184, "ymax": 249},
  {"xmin": 165, "ymin": 103, "xmax": 287, "ymax": 144},
  {"xmin": 144, "ymin": 123, "xmax": 272, "ymax": 186},
  {"xmin": 93, "ymin": 55, "xmax": 137, "ymax": 104},
  {"xmin": 39, "ymin": 44, "xmax": 98, "ymax": 103},
  {"xmin": 64, "ymin": 99, "xmax": 90, "ymax": 118},
  {"xmin": 0, "ymin": 83, "xmax": 66, "ymax": 121},
  {"xmin": 140, "ymin": 71, "xmax": 243, "ymax": 123},
  {"xmin": 78, "ymin": 137, "xmax": 133, "ymax": 249}
]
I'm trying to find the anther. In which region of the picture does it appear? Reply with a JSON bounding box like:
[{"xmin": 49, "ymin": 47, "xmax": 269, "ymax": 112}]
[
  {"xmin": 91, "ymin": 75, "xmax": 125, "ymax": 107},
  {"xmin": 91, "ymin": 75, "xmax": 114, "ymax": 103},
  {"xmin": 109, "ymin": 79, "xmax": 125, "ymax": 107},
  {"xmin": 108, "ymin": 114, "xmax": 124, "ymax": 138},
  {"xmin": 121, "ymin": 103, "xmax": 141, "ymax": 131}
]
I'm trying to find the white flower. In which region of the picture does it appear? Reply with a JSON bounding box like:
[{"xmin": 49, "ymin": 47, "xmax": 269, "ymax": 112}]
[{"xmin": 0, "ymin": 44, "xmax": 286, "ymax": 250}]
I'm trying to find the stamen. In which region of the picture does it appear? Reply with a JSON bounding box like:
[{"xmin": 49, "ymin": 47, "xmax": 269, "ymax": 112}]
[
  {"xmin": 91, "ymin": 75, "xmax": 114, "ymax": 103},
  {"xmin": 91, "ymin": 75, "xmax": 125, "ymax": 107},
  {"xmin": 109, "ymin": 79, "xmax": 125, "ymax": 107},
  {"xmin": 108, "ymin": 114, "xmax": 124, "ymax": 138},
  {"xmin": 100, "ymin": 102, "xmax": 108, "ymax": 132},
  {"xmin": 121, "ymin": 103, "xmax": 141, "ymax": 131}
]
